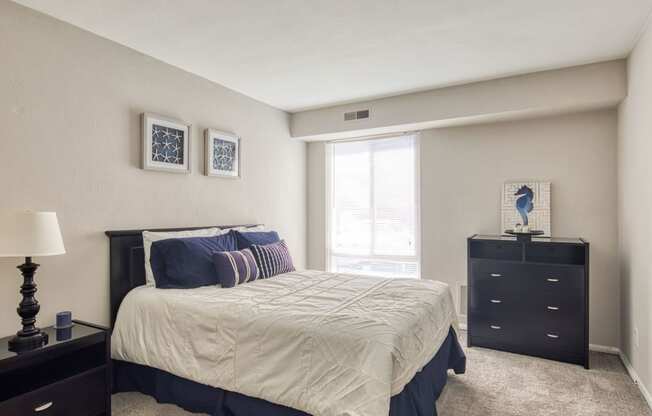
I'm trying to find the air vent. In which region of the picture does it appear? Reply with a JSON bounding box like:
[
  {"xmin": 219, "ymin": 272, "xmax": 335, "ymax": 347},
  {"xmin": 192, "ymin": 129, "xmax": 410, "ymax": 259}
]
[{"xmin": 344, "ymin": 109, "xmax": 370, "ymax": 121}]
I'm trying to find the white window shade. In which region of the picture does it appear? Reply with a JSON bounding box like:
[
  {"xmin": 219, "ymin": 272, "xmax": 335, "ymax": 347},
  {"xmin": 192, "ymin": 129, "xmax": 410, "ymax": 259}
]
[{"xmin": 328, "ymin": 134, "xmax": 419, "ymax": 278}]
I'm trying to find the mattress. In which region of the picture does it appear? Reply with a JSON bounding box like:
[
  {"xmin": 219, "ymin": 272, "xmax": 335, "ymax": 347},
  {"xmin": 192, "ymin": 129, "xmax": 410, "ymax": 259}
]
[{"xmin": 111, "ymin": 269, "xmax": 458, "ymax": 416}]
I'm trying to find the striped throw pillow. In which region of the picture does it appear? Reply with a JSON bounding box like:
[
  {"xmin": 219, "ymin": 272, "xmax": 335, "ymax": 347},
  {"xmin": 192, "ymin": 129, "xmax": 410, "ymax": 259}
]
[
  {"xmin": 250, "ymin": 240, "xmax": 295, "ymax": 279},
  {"xmin": 212, "ymin": 249, "xmax": 259, "ymax": 288}
]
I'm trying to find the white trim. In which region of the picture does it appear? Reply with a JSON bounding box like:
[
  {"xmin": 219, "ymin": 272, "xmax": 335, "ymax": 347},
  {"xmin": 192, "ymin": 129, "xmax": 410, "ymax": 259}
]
[
  {"xmin": 329, "ymin": 252, "xmax": 418, "ymax": 262},
  {"xmin": 324, "ymin": 142, "xmax": 333, "ymax": 270},
  {"xmin": 588, "ymin": 343, "xmax": 620, "ymax": 355},
  {"xmin": 458, "ymin": 322, "xmax": 468, "ymax": 331},
  {"xmin": 414, "ymin": 133, "xmax": 422, "ymax": 278},
  {"xmin": 326, "ymin": 130, "xmax": 418, "ymax": 144},
  {"xmin": 620, "ymin": 351, "xmax": 652, "ymax": 410}
]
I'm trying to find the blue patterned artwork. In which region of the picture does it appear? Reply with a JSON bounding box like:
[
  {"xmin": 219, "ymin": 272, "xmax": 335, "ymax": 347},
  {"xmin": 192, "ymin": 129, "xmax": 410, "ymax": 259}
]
[
  {"xmin": 501, "ymin": 181, "xmax": 551, "ymax": 236},
  {"xmin": 152, "ymin": 124, "xmax": 185, "ymax": 165},
  {"xmin": 142, "ymin": 113, "xmax": 190, "ymax": 173},
  {"xmin": 212, "ymin": 138, "xmax": 236, "ymax": 171},
  {"xmin": 205, "ymin": 129, "xmax": 240, "ymax": 178}
]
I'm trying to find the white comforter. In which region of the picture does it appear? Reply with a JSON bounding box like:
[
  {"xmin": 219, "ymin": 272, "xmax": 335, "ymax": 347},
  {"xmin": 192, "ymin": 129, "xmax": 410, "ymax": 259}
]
[{"xmin": 111, "ymin": 270, "xmax": 458, "ymax": 416}]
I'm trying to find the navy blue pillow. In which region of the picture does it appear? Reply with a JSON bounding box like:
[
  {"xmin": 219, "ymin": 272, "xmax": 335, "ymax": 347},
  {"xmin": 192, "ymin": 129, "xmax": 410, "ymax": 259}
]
[
  {"xmin": 233, "ymin": 230, "xmax": 280, "ymax": 250},
  {"xmin": 213, "ymin": 248, "xmax": 259, "ymax": 288},
  {"xmin": 150, "ymin": 233, "xmax": 237, "ymax": 289}
]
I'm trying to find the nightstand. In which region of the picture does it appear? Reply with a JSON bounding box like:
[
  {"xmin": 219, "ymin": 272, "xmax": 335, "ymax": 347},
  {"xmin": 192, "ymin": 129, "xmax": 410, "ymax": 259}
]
[{"xmin": 0, "ymin": 320, "xmax": 111, "ymax": 415}]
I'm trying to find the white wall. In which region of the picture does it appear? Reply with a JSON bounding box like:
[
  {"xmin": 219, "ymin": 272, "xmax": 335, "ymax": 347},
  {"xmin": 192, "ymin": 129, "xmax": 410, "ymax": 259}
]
[
  {"xmin": 618, "ymin": 18, "xmax": 652, "ymax": 395},
  {"xmin": 292, "ymin": 61, "xmax": 626, "ymax": 141},
  {"xmin": 308, "ymin": 110, "xmax": 619, "ymax": 347},
  {"xmin": 0, "ymin": 1, "xmax": 306, "ymax": 336}
]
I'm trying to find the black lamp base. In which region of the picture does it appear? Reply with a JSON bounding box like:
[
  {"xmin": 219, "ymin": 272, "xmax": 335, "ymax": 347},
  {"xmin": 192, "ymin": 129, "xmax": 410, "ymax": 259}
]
[
  {"xmin": 8, "ymin": 330, "xmax": 48, "ymax": 353},
  {"xmin": 8, "ymin": 257, "xmax": 48, "ymax": 353}
]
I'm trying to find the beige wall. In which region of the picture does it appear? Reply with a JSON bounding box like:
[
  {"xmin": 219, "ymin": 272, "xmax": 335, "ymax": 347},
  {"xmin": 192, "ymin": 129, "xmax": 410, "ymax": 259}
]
[
  {"xmin": 0, "ymin": 1, "xmax": 306, "ymax": 336},
  {"xmin": 618, "ymin": 19, "xmax": 652, "ymax": 394},
  {"xmin": 308, "ymin": 110, "xmax": 619, "ymax": 347},
  {"xmin": 292, "ymin": 61, "xmax": 626, "ymax": 141}
]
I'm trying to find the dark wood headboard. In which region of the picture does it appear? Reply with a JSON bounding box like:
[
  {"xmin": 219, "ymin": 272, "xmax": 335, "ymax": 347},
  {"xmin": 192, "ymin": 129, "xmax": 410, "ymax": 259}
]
[{"xmin": 105, "ymin": 224, "xmax": 258, "ymax": 328}]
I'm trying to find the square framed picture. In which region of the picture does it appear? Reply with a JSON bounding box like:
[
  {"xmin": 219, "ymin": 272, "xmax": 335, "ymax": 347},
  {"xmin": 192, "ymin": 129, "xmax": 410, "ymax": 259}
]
[
  {"xmin": 204, "ymin": 128, "xmax": 240, "ymax": 178},
  {"xmin": 501, "ymin": 181, "xmax": 551, "ymax": 236},
  {"xmin": 141, "ymin": 113, "xmax": 191, "ymax": 173}
]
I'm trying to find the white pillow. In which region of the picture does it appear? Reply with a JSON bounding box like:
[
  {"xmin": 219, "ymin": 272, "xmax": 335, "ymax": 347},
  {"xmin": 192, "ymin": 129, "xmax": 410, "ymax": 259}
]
[
  {"xmin": 222, "ymin": 225, "xmax": 266, "ymax": 232},
  {"xmin": 142, "ymin": 228, "xmax": 224, "ymax": 286}
]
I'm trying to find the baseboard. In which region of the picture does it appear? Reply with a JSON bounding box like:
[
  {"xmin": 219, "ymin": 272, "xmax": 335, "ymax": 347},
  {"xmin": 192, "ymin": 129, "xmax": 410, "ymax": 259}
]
[
  {"xmin": 589, "ymin": 343, "xmax": 620, "ymax": 354},
  {"xmin": 620, "ymin": 351, "xmax": 652, "ymax": 410}
]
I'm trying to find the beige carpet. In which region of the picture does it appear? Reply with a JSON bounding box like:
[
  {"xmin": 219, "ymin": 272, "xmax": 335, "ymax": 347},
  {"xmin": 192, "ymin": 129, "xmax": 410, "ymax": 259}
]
[{"xmin": 112, "ymin": 332, "xmax": 651, "ymax": 416}]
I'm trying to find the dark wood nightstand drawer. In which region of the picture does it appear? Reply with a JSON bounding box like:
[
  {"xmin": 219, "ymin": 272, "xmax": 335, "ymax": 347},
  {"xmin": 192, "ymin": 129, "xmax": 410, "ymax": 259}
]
[
  {"xmin": 0, "ymin": 321, "xmax": 111, "ymax": 416},
  {"xmin": 0, "ymin": 366, "xmax": 106, "ymax": 416}
]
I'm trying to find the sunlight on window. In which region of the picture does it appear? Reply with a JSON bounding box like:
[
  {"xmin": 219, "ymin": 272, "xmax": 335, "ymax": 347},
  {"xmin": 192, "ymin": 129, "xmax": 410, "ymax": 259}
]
[{"xmin": 329, "ymin": 135, "xmax": 419, "ymax": 278}]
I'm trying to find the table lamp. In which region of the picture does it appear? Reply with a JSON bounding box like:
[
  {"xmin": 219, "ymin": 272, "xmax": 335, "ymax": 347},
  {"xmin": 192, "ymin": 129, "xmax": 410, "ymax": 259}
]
[{"xmin": 0, "ymin": 211, "xmax": 65, "ymax": 352}]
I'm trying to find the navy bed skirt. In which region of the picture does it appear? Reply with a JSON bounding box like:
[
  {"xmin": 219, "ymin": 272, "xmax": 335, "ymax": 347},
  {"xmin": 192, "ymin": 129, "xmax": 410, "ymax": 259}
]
[{"xmin": 114, "ymin": 327, "xmax": 466, "ymax": 416}]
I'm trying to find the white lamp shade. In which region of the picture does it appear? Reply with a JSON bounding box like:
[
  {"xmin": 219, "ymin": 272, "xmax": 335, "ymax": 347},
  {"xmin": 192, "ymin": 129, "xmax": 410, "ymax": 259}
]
[{"xmin": 0, "ymin": 211, "xmax": 66, "ymax": 257}]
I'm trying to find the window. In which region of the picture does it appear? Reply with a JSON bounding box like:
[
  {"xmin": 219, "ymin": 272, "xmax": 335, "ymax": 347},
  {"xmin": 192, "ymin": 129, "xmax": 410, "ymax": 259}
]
[{"xmin": 327, "ymin": 134, "xmax": 419, "ymax": 278}]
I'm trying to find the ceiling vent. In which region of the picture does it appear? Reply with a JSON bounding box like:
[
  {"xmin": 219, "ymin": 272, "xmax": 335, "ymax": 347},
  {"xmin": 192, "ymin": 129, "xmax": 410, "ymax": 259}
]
[{"xmin": 344, "ymin": 109, "xmax": 370, "ymax": 121}]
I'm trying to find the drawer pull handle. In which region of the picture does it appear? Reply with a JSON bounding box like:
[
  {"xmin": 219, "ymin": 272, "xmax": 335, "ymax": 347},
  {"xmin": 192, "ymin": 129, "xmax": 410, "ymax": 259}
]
[
  {"xmin": 490, "ymin": 299, "xmax": 502, "ymax": 304},
  {"xmin": 546, "ymin": 333, "xmax": 559, "ymax": 339},
  {"xmin": 547, "ymin": 306, "xmax": 559, "ymax": 311},
  {"xmin": 547, "ymin": 278, "xmax": 560, "ymax": 282},
  {"xmin": 35, "ymin": 402, "xmax": 53, "ymax": 412},
  {"xmin": 490, "ymin": 273, "xmax": 502, "ymax": 277},
  {"xmin": 490, "ymin": 325, "xmax": 501, "ymax": 330}
]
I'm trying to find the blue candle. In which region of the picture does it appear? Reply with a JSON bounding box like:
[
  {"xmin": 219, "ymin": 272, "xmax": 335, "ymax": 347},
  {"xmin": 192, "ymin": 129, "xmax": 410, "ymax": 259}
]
[{"xmin": 56, "ymin": 311, "xmax": 72, "ymax": 328}]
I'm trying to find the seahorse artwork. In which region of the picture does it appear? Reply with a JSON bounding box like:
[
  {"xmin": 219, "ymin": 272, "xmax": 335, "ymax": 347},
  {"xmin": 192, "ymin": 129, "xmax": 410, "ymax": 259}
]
[{"xmin": 514, "ymin": 185, "xmax": 534, "ymax": 226}]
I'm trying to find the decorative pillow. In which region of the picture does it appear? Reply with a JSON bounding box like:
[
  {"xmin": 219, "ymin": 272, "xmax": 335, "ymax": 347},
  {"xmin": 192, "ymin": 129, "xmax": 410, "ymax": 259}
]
[
  {"xmin": 150, "ymin": 233, "xmax": 237, "ymax": 289},
  {"xmin": 142, "ymin": 228, "xmax": 224, "ymax": 286},
  {"xmin": 249, "ymin": 240, "xmax": 295, "ymax": 279},
  {"xmin": 213, "ymin": 249, "xmax": 259, "ymax": 288},
  {"xmin": 234, "ymin": 230, "xmax": 280, "ymax": 250}
]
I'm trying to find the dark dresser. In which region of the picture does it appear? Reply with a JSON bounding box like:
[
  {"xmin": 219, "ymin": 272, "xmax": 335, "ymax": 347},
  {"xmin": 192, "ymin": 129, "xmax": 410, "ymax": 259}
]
[
  {"xmin": 467, "ymin": 234, "xmax": 589, "ymax": 368},
  {"xmin": 0, "ymin": 320, "xmax": 111, "ymax": 415}
]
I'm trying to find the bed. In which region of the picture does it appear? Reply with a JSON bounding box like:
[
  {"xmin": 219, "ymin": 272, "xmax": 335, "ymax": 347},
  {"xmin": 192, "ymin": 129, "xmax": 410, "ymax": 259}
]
[{"xmin": 106, "ymin": 225, "xmax": 466, "ymax": 416}]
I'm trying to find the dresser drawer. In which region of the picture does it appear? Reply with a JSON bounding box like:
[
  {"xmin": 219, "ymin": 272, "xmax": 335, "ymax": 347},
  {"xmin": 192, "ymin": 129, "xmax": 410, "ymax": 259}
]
[
  {"xmin": 531, "ymin": 294, "xmax": 585, "ymax": 323},
  {"xmin": 0, "ymin": 366, "xmax": 106, "ymax": 416},
  {"xmin": 469, "ymin": 308, "xmax": 526, "ymax": 338},
  {"xmin": 470, "ymin": 260, "xmax": 527, "ymax": 292},
  {"xmin": 468, "ymin": 288, "xmax": 530, "ymax": 318},
  {"xmin": 469, "ymin": 240, "xmax": 522, "ymax": 261},
  {"xmin": 526, "ymin": 325, "xmax": 585, "ymax": 364},
  {"xmin": 530, "ymin": 265, "xmax": 584, "ymax": 294}
]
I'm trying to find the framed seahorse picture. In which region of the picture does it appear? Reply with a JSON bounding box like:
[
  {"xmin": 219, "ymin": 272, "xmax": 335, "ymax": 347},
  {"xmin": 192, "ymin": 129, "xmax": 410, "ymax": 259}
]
[{"xmin": 501, "ymin": 181, "xmax": 551, "ymax": 236}]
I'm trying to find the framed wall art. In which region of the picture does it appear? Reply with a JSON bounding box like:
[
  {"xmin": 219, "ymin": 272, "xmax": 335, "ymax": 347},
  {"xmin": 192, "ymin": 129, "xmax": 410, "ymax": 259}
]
[
  {"xmin": 141, "ymin": 113, "xmax": 191, "ymax": 173},
  {"xmin": 501, "ymin": 181, "xmax": 551, "ymax": 236},
  {"xmin": 204, "ymin": 128, "xmax": 240, "ymax": 178}
]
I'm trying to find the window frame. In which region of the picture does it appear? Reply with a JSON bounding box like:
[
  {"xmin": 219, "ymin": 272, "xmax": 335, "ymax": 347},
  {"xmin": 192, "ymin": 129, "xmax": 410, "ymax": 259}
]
[{"xmin": 325, "ymin": 133, "xmax": 421, "ymax": 278}]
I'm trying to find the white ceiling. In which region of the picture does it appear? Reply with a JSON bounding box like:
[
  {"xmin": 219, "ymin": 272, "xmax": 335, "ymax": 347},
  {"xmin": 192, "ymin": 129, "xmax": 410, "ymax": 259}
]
[{"xmin": 13, "ymin": 0, "xmax": 652, "ymax": 112}]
